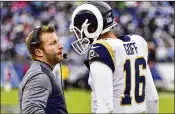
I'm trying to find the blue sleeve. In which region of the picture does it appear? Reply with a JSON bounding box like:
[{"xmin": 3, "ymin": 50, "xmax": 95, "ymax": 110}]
[{"xmin": 84, "ymin": 41, "xmax": 115, "ymax": 72}]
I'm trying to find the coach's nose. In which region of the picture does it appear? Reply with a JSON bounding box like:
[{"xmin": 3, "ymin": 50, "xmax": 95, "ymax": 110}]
[{"xmin": 58, "ymin": 41, "xmax": 63, "ymax": 51}]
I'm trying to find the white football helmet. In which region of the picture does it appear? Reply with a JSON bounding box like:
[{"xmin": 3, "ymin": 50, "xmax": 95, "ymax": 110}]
[{"xmin": 70, "ymin": 2, "xmax": 118, "ymax": 55}]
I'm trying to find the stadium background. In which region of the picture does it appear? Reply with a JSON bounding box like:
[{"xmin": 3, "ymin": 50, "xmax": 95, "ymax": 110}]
[{"xmin": 1, "ymin": 1, "xmax": 174, "ymax": 113}]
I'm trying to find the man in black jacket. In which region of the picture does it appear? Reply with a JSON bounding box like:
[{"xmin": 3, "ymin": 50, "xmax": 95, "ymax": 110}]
[{"xmin": 19, "ymin": 25, "xmax": 68, "ymax": 114}]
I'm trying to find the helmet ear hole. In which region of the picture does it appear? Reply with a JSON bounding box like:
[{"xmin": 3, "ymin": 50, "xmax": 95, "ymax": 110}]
[{"xmin": 88, "ymin": 26, "xmax": 95, "ymax": 33}]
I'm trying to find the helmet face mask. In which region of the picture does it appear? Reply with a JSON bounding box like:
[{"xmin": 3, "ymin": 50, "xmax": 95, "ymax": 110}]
[
  {"xmin": 70, "ymin": 2, "xmax": 118, "ymax": 55},
  {"xmin": 71, "ymin": 37, "xmax": 91, "ymax": 55},
  {"xmin": 70, "ymin": 18, "xmax": 94, "ymax": 54}
]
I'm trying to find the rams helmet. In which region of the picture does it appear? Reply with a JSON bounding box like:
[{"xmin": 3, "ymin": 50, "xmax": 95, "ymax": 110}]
[{"xmin": 70, "ymin": 2, "xmax": 117, "ymax": 55}]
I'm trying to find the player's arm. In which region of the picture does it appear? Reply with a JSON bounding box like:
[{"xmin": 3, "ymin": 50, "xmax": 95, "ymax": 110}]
[
  {"xmin": 21, "ymin": 73, "xmax": 52, "ymax": 114},
  {"xmin": 143, "ymin": 39, "xmax": 159, "ymax": 113},
  {"xmin": 90, "ymin": 61, "xmax": 113, "ymax": 113},
  {"xmin": 145, "ymin": 65, "xmax": 159, "ymax": 113},
  {"xmin": 85, "ymin": 41, "xmax": 115, "ymax": 113}
]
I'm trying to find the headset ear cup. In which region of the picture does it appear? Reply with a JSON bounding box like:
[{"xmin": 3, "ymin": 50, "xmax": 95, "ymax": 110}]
[{"xmin": 31, "ymin": 26, "xmax": 42, "ymax": 44}]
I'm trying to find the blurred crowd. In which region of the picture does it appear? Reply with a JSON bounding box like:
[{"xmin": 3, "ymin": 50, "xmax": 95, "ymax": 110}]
[
  {"xmin": 1, "ymin": 1, "xmax": 174, "ymax": 62},
  {"xmin": 1, "ymin": 1, "xmax": 174, "ymax": 90}
]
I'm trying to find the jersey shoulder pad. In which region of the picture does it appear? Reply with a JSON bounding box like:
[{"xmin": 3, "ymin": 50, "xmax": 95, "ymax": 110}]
[{"xmin": 84, "ymin": 40, "xmax": 115, "ymax": 72}]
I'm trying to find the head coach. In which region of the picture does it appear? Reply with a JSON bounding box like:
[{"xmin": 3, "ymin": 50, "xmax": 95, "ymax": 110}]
[{"xmin": 19, "ymin": 25, "xmax": 68, "ymax": 114}]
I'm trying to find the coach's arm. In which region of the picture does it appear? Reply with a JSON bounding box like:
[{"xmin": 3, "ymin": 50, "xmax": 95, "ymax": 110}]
[{"xmin": 21, "ymin": 73, "xmax": 52, "ymax": 114}]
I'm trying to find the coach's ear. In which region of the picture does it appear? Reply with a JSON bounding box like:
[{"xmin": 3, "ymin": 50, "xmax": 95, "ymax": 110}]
[{"xmin": 35, "ymin": 48, "xmax": 44, "ymax": 57}]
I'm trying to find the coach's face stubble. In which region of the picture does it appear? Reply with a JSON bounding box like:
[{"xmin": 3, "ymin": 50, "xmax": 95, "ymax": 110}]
[{"xmin": 41, "ymin": 32, "xmax": 64, "ymax": 68}]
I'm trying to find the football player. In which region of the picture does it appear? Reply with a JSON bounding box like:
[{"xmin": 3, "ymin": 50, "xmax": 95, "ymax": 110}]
[{"xmin": 70, "ymin": 2, "xmax": 159, "ymax": 113}]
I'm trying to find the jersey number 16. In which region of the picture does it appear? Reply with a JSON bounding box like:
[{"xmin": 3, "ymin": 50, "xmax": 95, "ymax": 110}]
[{"xmin": 121, "ymin": 57, "xmax": 146, "ymax": 105}]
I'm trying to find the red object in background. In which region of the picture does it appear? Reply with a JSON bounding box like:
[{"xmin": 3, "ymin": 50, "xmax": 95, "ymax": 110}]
[
  {"xmin": 114, "ymin": 16, "xmax": 119, "ymax": 23},
  {"xmin": 11, "ymin": 1, "xmax": 28, "ymax": 12},
  {"xmin": 23, "ymin": 61, "xmax": 30, "ymax": 76},
  {"xmin": 148, "ymin": 61, "xmax": 154, "ymax": 68},
  {"xmin": 4, "ymin": 64, "xmax": 11, "ymax": 82}
]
